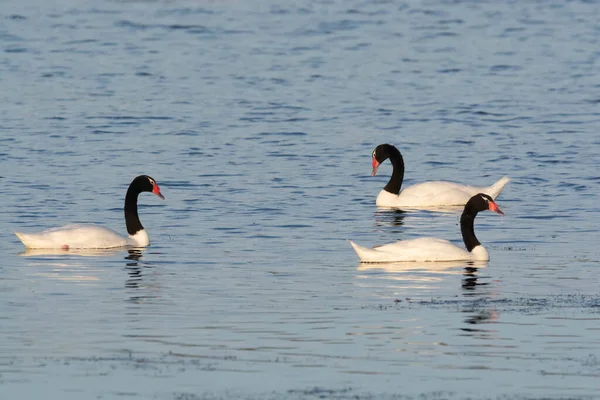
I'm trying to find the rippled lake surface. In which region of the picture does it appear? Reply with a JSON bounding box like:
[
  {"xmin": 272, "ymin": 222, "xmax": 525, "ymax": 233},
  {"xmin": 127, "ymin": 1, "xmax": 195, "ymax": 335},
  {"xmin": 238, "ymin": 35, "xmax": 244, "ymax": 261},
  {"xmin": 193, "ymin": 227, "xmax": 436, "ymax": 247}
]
[{"xmin": 1, "ymin": 0, "xmax": 600, "ymax": 399}]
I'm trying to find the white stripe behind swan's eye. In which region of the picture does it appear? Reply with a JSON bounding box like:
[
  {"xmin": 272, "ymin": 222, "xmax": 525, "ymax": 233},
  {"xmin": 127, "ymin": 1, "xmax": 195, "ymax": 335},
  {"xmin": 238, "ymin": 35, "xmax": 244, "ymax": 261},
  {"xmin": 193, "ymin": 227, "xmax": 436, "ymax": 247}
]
[{"xmin": 480, "ymin": 194, "xmax": 489, "ymax": 202}]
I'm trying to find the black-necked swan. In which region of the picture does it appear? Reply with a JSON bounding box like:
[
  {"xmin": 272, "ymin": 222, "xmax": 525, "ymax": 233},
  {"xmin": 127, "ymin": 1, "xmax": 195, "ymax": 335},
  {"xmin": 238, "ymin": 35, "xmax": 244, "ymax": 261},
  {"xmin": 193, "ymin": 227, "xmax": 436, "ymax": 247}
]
[
  {"xmin": 349, "ymin": 193, "xmax": 504, "ymax": 262},
  {"xmin": 15, "ymin": 175, "xmax": 165, "ymax": 249},
  {"xmin": 371, "ymin": 144, "xmax": 510, "ymax": 208}
]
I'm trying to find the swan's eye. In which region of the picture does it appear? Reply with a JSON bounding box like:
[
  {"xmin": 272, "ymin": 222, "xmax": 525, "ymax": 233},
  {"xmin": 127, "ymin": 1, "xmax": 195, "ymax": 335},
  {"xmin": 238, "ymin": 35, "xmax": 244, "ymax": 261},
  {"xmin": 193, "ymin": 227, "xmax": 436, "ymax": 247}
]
[
  {"xmin": 148, "ymin": 178, "xmax": 155, "ymax": 185},
  {"xmin": 480, "ymin": 195, "xmax": 489, "ymax": 202},
  {"xmin": 372, "ymin": 151, "xmax": 376, "ymax": 158}
]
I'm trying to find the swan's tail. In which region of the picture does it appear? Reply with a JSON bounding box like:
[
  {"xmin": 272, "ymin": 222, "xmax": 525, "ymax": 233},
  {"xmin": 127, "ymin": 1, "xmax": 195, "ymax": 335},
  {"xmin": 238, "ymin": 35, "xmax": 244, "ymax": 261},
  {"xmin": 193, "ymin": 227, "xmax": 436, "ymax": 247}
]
[
  {"xmin": 486, "ymin": 176, "xmax": 510, "ymax": 200},
  {"xmin": 349, "ymin": 240, "xmax": 387, "ymax": 263},
  {"xmin": 15, "ymin": 232, "xmax": 31, "ymax": 248}
]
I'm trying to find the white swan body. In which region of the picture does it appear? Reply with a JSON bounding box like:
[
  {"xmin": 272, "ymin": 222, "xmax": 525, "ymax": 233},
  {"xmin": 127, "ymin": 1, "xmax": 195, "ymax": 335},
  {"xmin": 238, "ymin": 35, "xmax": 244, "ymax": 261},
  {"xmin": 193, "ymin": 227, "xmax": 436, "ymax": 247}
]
[
  {"xmin": 15, "ymin": 175, "xmax": 164, "ymax": 250},
  {"xmin": 376, "ymin": 176, "xmax": 510, "ymax": 208},
  {"xmin": 349, "ymin": 239, "xmax": 489, "ymax": 263},
  {"xmin": 15, "ymin": 225, "xmax": 149, "ymax": 249},
  {"xmin": 351, "ymin": 193, "xmax": 504, "ymax": 263}
]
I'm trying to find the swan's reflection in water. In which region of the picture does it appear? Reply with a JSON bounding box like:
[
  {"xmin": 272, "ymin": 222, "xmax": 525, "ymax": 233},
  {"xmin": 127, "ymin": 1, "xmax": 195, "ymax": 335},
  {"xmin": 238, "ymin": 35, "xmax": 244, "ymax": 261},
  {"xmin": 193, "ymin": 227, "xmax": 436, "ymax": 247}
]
[
  {"xmin": 462, "ymin": 266, "xmax": 488, "ymax": 294},
  {"xmin": 460, "ymin": 308, "xmax": 499, "ymax": 340},
  {"xmin": 125, "ymin": 249, "xmax": 145, "ymax": 289},
  {"xmin": 19, "ymin": 248, "xmax": 124, "ymax": 257},
  {"xmin": 357, "ymin": 260, "xmax": 488, "ymax": 273},
  {"xmin": 464, "ymin": 310, "xmax": 498, "ymax": 325},
  {"xmin": 373, "ymin": 209, "xmax": 407, "ymax": 228},
  {"xmin": 356, "ymin": 260, "xmax": 500, "ymax": 339},
  {"xmin": 19, "ymin": 247, "xmax": 126, "ymax": 283},
  {"xmin": 18, "ymin": 248, "xmax": 159, "ymax": 303},
  {"xmin": 124, "ymin": 249, "xmax": 162, "ymax": 304},
  {"xmin": 356, "ymin": 260, "xmax": 490, "ymax": 298}
]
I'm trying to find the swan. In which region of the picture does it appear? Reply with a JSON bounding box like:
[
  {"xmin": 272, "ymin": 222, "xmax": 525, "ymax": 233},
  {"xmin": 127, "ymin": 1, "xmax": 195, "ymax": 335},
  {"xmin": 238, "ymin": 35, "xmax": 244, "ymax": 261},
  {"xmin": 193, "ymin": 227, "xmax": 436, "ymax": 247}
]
[
  {"xmin": 349, "ymin": 193, "xmax": 504, "ymax": 263},
  {"xmin": 15, "ymin": 175, "xmax": 165, "ymax": 249},
  {"xmin": 371, "ymin": 144, "xmax": 510, "ymax": 208}
]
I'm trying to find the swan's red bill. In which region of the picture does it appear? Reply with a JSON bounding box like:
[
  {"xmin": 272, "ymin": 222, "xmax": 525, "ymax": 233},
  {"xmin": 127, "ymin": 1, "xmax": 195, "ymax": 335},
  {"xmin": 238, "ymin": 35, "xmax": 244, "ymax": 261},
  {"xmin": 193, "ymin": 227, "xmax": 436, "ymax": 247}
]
[
  {"xmin": 152, "ymin": 184, "xmax": 165, "ymax": 200},
  {"xmin": 489, "ymin": 201, "xmax": 503, "ymax": 215},
  {"xmin": 371, "ymin": 158, "xmax": 380, "ymax": 177}
]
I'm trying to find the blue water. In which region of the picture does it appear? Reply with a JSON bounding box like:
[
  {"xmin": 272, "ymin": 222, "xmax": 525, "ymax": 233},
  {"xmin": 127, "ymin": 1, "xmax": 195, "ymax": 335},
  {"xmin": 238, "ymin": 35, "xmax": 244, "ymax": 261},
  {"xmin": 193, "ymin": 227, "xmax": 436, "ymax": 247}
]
[{"xmin": 1, "ymin": 1, "xmax": 600, "ymax": 399}]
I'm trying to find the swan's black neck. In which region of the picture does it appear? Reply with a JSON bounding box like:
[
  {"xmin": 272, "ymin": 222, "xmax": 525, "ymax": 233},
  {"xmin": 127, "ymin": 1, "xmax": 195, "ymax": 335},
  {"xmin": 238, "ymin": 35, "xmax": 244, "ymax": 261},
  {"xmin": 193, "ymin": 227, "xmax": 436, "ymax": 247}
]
[
  {"xmin": 124, "ymin": 184, "xmax": 144, "ymax": 235},
  {"xmin": 383, "ymin": 145, "xmax": 405, "ymax": 195},
  {"xmin": 460, "ymin": 204, "xmax": 481, "ymax": 253}
]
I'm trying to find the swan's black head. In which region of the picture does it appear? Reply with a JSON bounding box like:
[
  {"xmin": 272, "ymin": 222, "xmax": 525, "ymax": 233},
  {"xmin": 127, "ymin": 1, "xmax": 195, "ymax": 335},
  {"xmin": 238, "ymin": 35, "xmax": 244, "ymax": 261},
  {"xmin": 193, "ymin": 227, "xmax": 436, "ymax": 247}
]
[
  {"xmin": 130, "ymin": 175, "xmax": 165, "ymax": 200},
  {"xmin": 371, "ymin": 144, "xmax": 400, "ymax": 176},
  {"xmin": 465, "ymin": 193, "xmax": 503, "ymax": 216}
]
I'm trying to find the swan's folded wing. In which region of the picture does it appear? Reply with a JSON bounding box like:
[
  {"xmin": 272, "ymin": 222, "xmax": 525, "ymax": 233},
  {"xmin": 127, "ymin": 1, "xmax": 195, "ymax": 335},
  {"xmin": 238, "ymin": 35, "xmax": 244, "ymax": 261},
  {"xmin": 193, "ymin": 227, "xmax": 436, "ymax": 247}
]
[
  {"xmin": 350, "ymin": 237, "xmax": 472, "ymax": 263},
  {"xmin": 15, "ymin": 224, "xmax": 128, "ymax": 249}
]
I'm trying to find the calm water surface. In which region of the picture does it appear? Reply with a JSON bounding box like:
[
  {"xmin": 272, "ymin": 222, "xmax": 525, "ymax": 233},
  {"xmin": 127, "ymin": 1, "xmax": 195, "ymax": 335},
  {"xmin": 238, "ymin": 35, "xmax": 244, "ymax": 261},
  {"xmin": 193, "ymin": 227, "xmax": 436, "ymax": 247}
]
[{"xmin": 1, "ymin": 0, "xmax": 600, "ymax": 399}]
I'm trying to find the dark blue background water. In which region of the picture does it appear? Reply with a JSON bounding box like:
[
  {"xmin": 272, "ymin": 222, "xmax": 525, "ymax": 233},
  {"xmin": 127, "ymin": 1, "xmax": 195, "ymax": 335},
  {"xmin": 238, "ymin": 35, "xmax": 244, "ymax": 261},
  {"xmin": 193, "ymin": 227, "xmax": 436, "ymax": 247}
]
[{"xmin": 1, "ymin": 1, "xmax": 599, "ymax": 399}]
